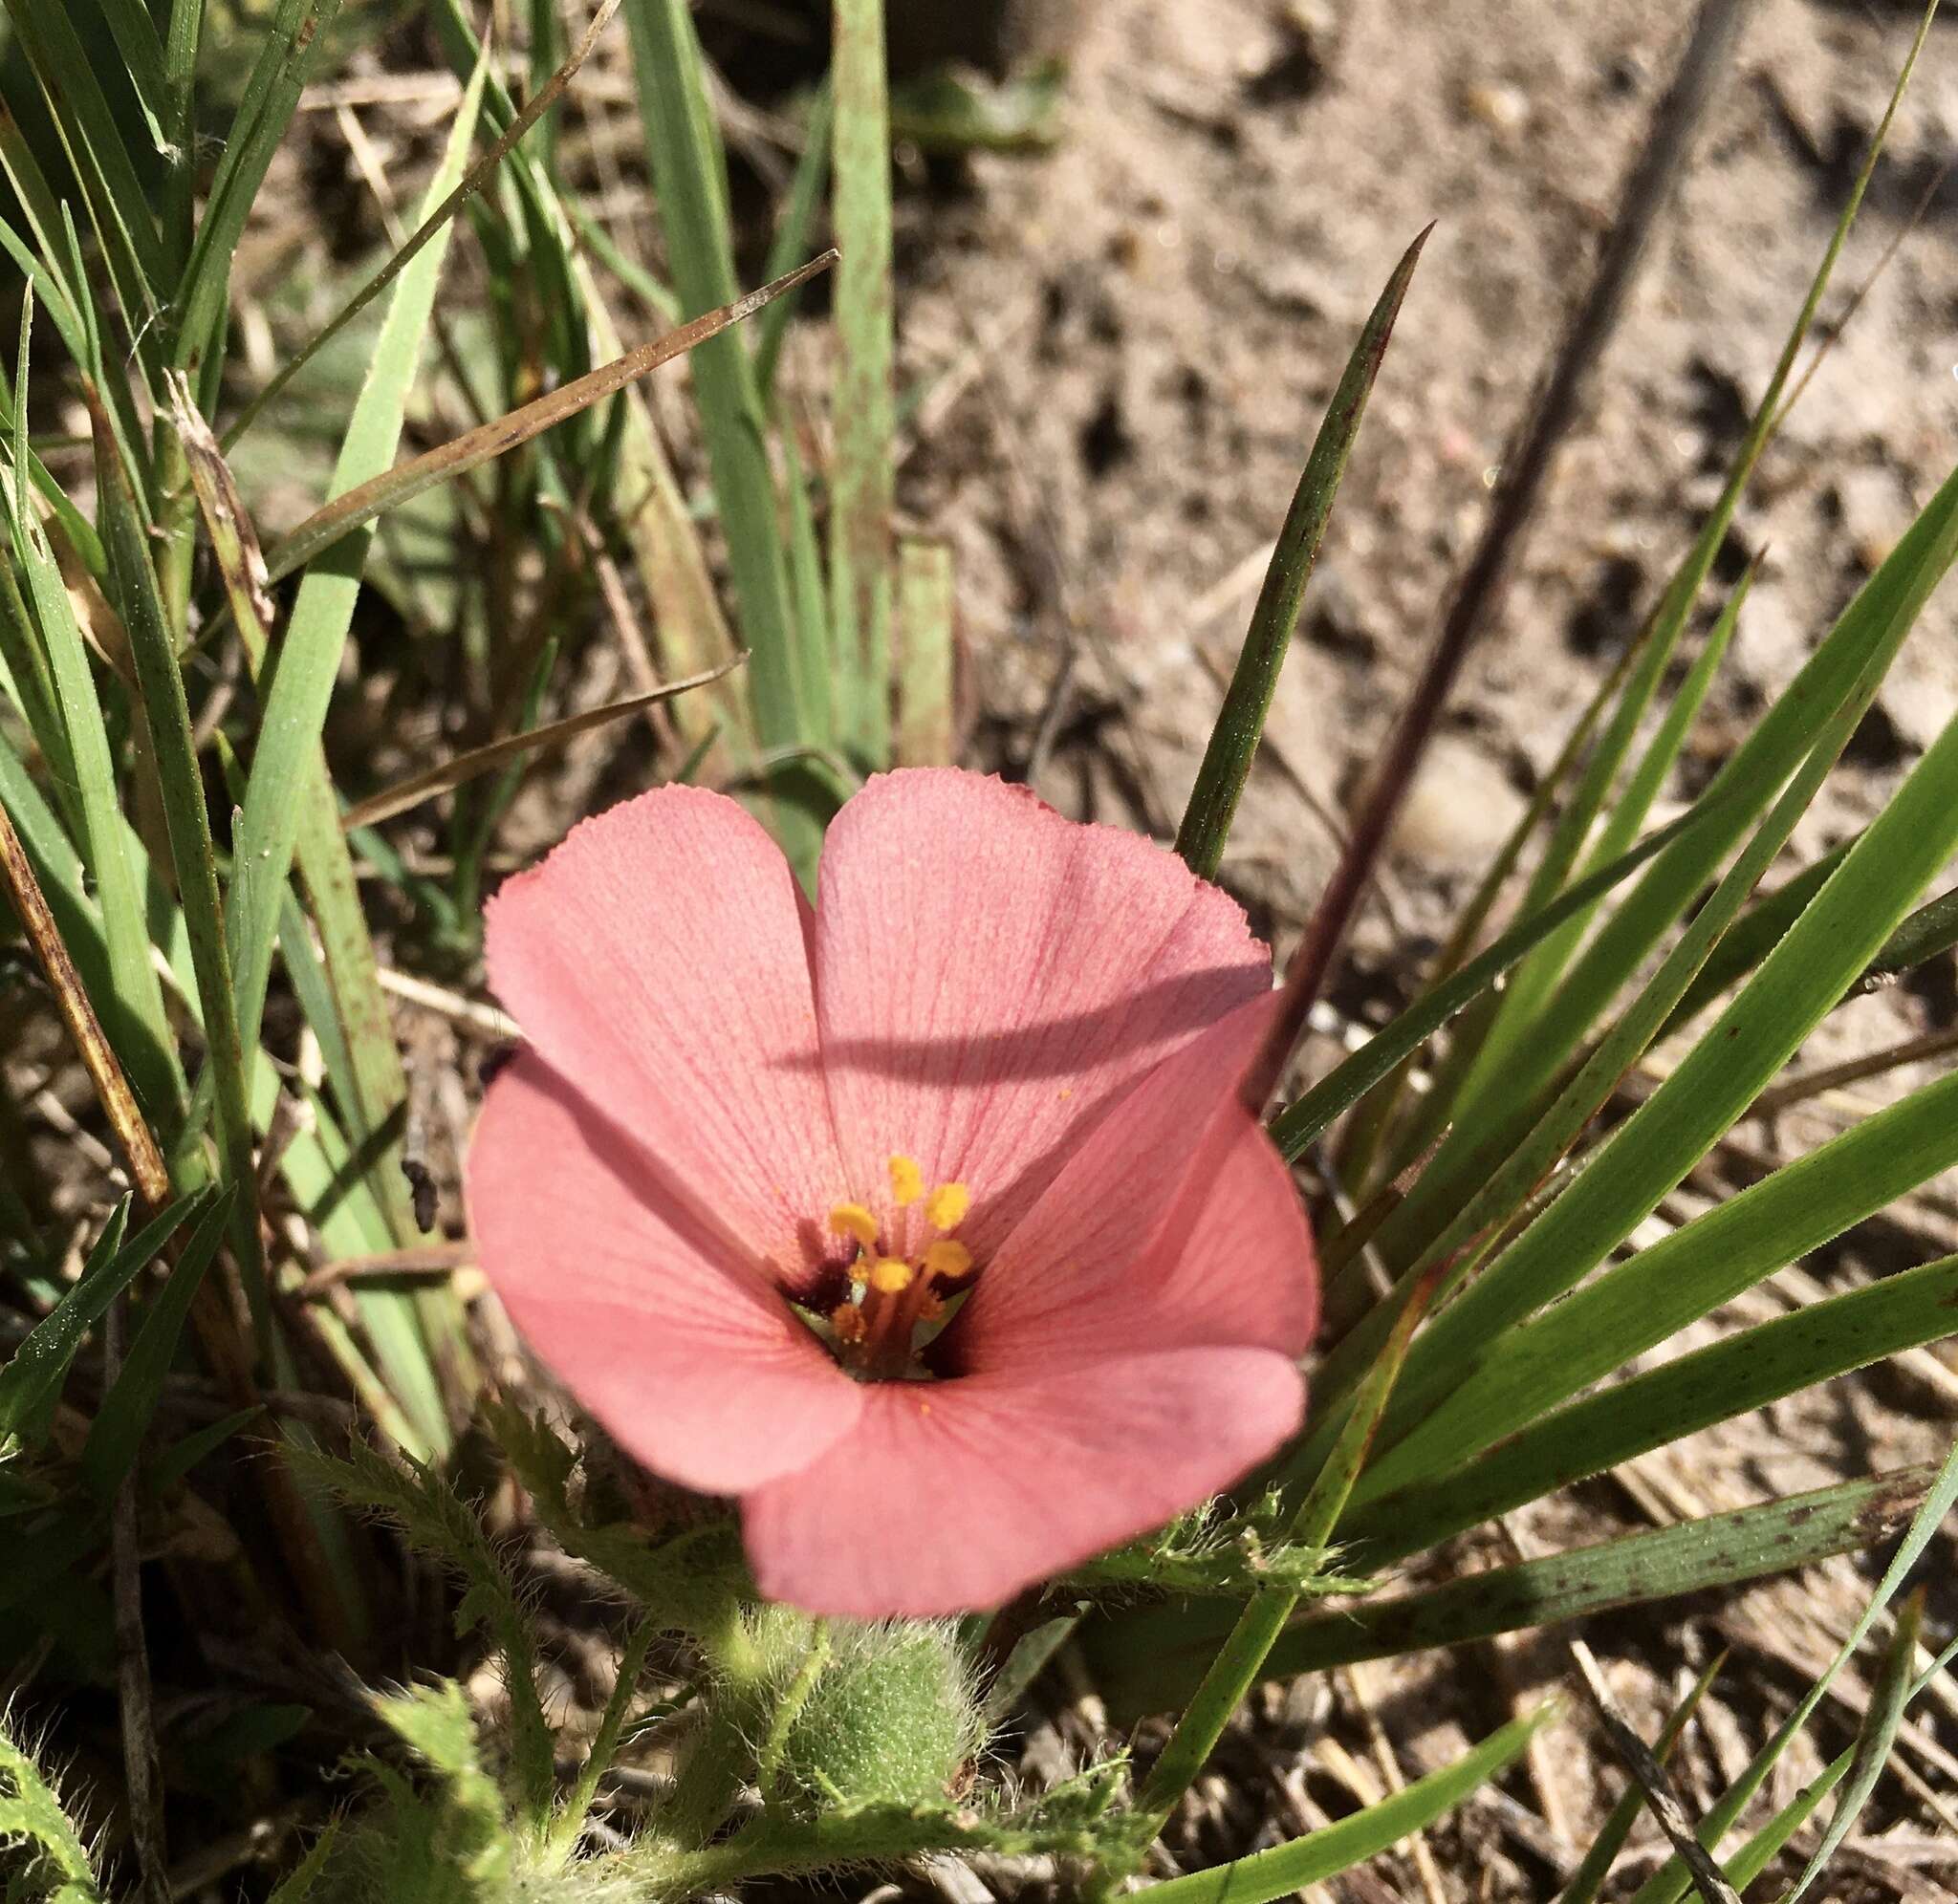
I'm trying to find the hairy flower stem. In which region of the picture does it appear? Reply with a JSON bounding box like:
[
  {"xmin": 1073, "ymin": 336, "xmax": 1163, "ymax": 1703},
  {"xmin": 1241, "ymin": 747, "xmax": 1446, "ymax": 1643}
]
[{"xmin": 660, "ymin": 1605, "xmax": 789, "ymax": 1850}]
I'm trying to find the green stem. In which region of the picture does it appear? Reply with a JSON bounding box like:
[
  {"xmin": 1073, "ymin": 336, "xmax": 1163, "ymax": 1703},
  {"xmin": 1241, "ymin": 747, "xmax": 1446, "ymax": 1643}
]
[
  {"xmin": 755, "ymin": 1619, "xmax": 830, "ymax": 1802},
  {"xmin": 658, "ymin": 1607, "xmax": 775, "ymax": 1850}
]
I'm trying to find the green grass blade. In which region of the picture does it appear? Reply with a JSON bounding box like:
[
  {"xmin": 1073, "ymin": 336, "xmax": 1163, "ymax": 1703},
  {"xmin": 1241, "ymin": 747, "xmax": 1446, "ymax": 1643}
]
[
  {"xmin": 1090, "ymin": 1465, "xmax": 1934, "ymax": 1720},
  {"xmin": 0, "ymin": 1195, "xmax": 202, "ymax": 1448},
  {"xmin": 624, "ymin": 0, "xmax": 825, "ymax": 872},
  {"xmin": 89, "ymin": 391, "xmax": 268, "ymax": 1349},
  {"xmin": 1781, "ymin": 1590, "xmax": 1923, "ymax": 1904},
  {"xmin": 227, "ymin": 63, "xmax": 486, "ymax": 1061},
  {"xmin": 1625, "ymin": 1438, "xmax": 1958, "ymax": 1904},
  {"xmin": 830, "ymin": 0, "xmax": 896, "ymax": 768},
  {"xmin": 1342, "ymin": 1244, "xmax": 1958, "ymax": 1562},
  {"xmin": 91, "ymin": 0, "xmax": 170, "ymax": 150},
  {"xmin": 1863, "ymin": 879, "xmax": 1958, "ymax": 987},
  {"xmin": 895, "ymin": 536, "xmax": 955, "ymax": 766},
  {"xmin": 1344, "ymin": 671, "xmax": 1958, "ymax": 1498},
  {"xmin": 753, "ymin": 77, "xmax": 834, "ymax": 404},
  {"xmin": 1439, "ymin": 562, "xmax": 1752, "ymax": 1147},
  {"xmin": 1138, "ymin": 1707, "xmax": 1554, "ymax": 1904},
  {"xmin": 1313, "ymin": 453, "xmax": 1958, "ymax": 1355},
  {"xmin": 1177, "ymin": 228, "xmax": 1427, "ymax": 879},
  {"xmin": 78, "ymin": 1189, "xmax": 233, "ymax": 1501},
  {"xmin": 173, "ymin": 0, "xmax": 344, "ymax": 372},
  {"xmin": 1272, "ymin": 798, "xmax": 1715, "ymax": 1159}
]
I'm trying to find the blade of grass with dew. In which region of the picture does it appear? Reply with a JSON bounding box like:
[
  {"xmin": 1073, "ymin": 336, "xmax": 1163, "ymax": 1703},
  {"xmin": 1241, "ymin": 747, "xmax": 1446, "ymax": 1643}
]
[
  {"xmin": 1137, "ymin": 1706, "xmax": 1554, "ymax": 1904},
  {"xmin": 1272, "ymin": 797, "xmax": 1718, "ymax": 1158},
  {"xmin": 1344, "ymin": 683, "xmax": 1958, "ymax": 1502},
  {"xmin": 90, "ymin": 391, "xmax": 270, "ymax": 1354},
  {"xmin": 1316, "ymin": 452, "xmax": 1958, "ymax": 1330},
  {"xmin": 1625, "ymin": 1438, "xmax": 1958, "ymax": 1904},
  {"xmin": 340, "ymin": 656, "xmax": 746, "ymax": 831},
  {"xmin": 228, "ymin": 62, "xmax": 485, "ymax": 1065},
  {"xmin": 895, "ymin": 537, "xmax": 955, "ymax": 765},
  {"xmin": 1558, "ymin": 1655, "xmax": 1723, "ymax": 1904},
  {"xmin": 1090, "ymin": 1463, "xmax": 1935, "ymax": 1720},
  {"xmin": 1176, "ymin": 227, "xmax": 1428, "ymax": 879},
  {"xmin": 624, "ymin": 0, "xmax": 826, "ymax": 871},
  {"xmin": 1403, "ymin": 4, "xmax": 1934, "ymax": 1166},
  {"xmin": 1860, "ymin": 879, "xmax": 1958, "ymax": 989},
  {"xmin": 1341, "ymin": 1244, "xmax": 1958, "ymax": 1564},
  {"xmin": 78, "ymin": 1189, "xmax": 233, "ymax": 1502},
  {"xmin": 1781, "ymin": 1588, "xmax": 1924, "ymax": 1904},
  {"xmin": 831, "ymin": 0, "xmax": 897, "ymax": 767},
  {"xmin": 754, "ymin": 76, "xmax": 834, "ymax": 405},
  {"xmin": 0, "ymin": 1195, "xmax": 202, "ymax": 1451}
]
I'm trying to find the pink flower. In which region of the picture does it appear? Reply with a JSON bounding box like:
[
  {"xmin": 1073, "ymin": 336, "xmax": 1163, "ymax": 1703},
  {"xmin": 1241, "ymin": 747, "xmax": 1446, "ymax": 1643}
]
[{"xmin": 468, "ymin": 769, "xmax": 1317, "ymax": 1617}]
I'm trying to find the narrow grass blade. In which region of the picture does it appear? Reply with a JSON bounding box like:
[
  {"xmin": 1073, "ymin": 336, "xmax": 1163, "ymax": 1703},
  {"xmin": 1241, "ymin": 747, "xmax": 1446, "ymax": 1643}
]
[
  {"xmin": 228, "ymin": 66, "xmax": 487, "ymax": 1060},
  {"xmin": 1091, "ymin": 1465, "xmax": 1933, "ymax": 1719},
  {"xmin": 754, "ymin": 77, "xmax": 834, "ymax": 404},
  {"xmin": 1625, "ymin": 1438, "xmax": 1958, "ymax": 1904},
  {"xmin": 1781, "ymin": 1589, "xmax": 1923, "ymax": 1904},
  {"xmin": 1342, "ymin": 1246, "xmax": 1958, "ymax": 1564},
  {"xmin": 1861, "ymin": 880, "xmax": 1958, "ymax": 989},
  {"xmin": 259, "ymin": 254, "xmax": 832, "ymax": 591},
  {"xmin": 0, "ymin": 1196, "xmax": 201, "ymax": 1449},
  {"xmin": 224, "ymin": 6, "xmax": 622, "ymax": 450},
  {"xmin": 1177, "ymin": 227, "xmax": 1427, "ymax": 879},
  {"xmin": 340, "ymin": 655, "xmax": 744, "ymax": 830},
  {"xmin": 895, "ymin": 537, "xmax": 955, "ymax": 766},
  {"xmin": 624, "ymin": 0, "xmax": 827, "ymax": 871},
  {"xmin": 173, "ymin": 0, "xmax": 344, "ymax": 371},
  {"xmin": 80, "ymin": 1190, "xmax": 234, "ymax": 1500},
  {"xmin": 1309, "ymin": 457, "xmax": 1958, "ymax": 1407},
  {"xmin": 1138, "ymin": 1706, "xmax": 1554, "ymax": 1904},
  {"xmin": 90, "ymin": 390, "xmax": 268, "ymax": 1349},
  {"xmin": 830, "ymin": 0, "xmax": 897, "ymax": 767},
  {"xmin": 1346, "ymin": 676, "xmax": 1958, "ymax": 1499},
  {"xmin": 93, "ymin": 0, "xmax": 170, "ymax": 149},
  {"xmin": 1558, "ymin": 1655, "xmax": 1723, "ymax": 1904},
  {"xmin": 1272, "ymin": 798, "xmax": 1714, "ymax": 1158}
]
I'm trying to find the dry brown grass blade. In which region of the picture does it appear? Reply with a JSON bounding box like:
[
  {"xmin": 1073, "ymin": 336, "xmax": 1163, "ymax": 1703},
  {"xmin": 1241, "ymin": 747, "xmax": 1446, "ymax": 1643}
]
[
  {"xmin": 0, "ymin": 800, "xmax": 170, "ymax": 1205},
  {"xmin": 260, "ymin": 250, "xmax": 838, "ymax": 588},
  {"xmin": 1570, "ymin": 1641, "xmax": 1742, "ymax": 1904},
  {"xmin": 338, "ymin": 654, "xmax": 746, "ymax": 832}
]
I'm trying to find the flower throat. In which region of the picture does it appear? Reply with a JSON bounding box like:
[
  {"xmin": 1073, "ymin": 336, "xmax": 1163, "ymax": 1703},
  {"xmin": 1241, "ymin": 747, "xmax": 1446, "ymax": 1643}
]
[{"xmin": 820, "ymin": 1156, "xmax": 973, "ymax": 1380}]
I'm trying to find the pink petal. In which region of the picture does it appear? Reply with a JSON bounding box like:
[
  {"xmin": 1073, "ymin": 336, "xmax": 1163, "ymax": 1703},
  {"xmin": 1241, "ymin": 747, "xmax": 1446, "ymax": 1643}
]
[
  {"xmin": 954, "ymin": 992, "xmax": 1317, "ymax": 1373},
  {"xmin": 814, "ymin": 769, "xmax": 1271, "ymax": 1255},
  {"xmin": 468, "ymin": 1051, "xmax": 862, "ymax": 1495},
  {"xmin": 743, "ymin": 1348, "xmax": 1305, "ymax": 1616},
  {"xmin": 485, "ymin": 786, "xmax": 845, "ymax": 1285}
]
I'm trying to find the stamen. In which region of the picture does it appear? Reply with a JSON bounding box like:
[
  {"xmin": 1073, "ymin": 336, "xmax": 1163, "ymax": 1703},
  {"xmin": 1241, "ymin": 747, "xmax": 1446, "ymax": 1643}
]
[
  {"xmin": 888, "ymin": 1155, "xmax": 925, "ymax": 1206},
  {"xmin": 828, "ymin": 1201, "xmax": 880, "ymax": 1250},
  {"xmin": 868, "ymin": 1257, "xmax": 916, "ymax": 1294},
  {"xmin": 922, "ymin": 1239, "xmax": 972, "ymax": 1280},
  {"xmin": 924, "ymin": 1181, "xmax": 970, "ymax": 1232},
  {"xmin": 830, "ymin": 1304, "xmax": 867, "ymax": 1344}
]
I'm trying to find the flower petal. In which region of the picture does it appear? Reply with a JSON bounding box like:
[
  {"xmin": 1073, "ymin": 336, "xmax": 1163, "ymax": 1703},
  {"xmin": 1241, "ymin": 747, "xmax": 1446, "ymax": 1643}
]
[
  {"xmin": 743, "ymin": 1348, "xmax": 1304, "ymax": 1616},
  {"xmin": 814, "ymin": 769, "xmax": 1271, "ymax": 1254},
  {"xmin": 485, "ymin": 786, "xmax": 845, "ymax": 1283},
  {"xmin": 468, "ymin": 1051, "xmax": 862, "ymax": 1495},
  {"xmin": 953, "ymin": 992, "xmax": 1317, "ymax": 1373}
]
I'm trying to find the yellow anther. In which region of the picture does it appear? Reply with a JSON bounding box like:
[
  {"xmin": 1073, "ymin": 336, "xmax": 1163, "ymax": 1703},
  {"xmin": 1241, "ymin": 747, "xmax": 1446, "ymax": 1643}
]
[
  {"xmin": 829, "ymin": 1304, "xmax": 867, "ymax": 1344},
  {"xmin": 868, "ymin": 1257, "xmax": 916, "ymax": 1295},
  {"xmin": 828, "ymin": 1201, "xmax": 880, "ymax": 1250},
  {"xmin": 887, "ymin": 1155, "xmax": 925, "ymax": 1206},
  {"xmin": 923, "ymin": 1239, "xmax": 972, "ymax": 1281},
  {"xmin": 924, "ymin": 1181, "xmax": 970, "ymax": 1232}
]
